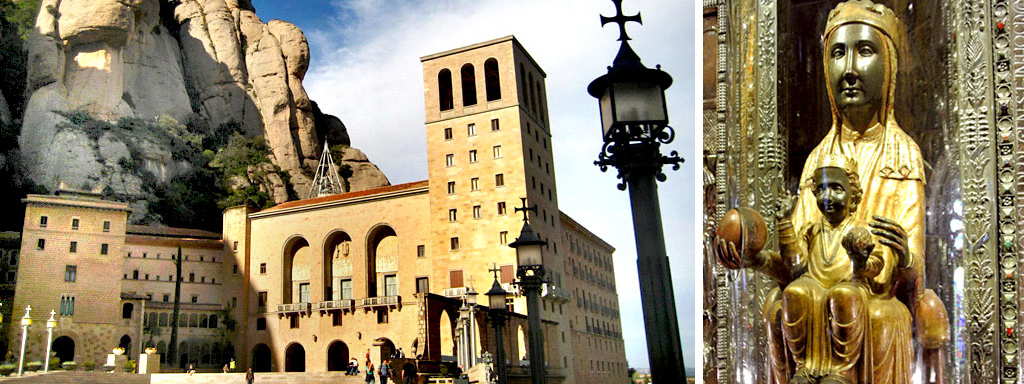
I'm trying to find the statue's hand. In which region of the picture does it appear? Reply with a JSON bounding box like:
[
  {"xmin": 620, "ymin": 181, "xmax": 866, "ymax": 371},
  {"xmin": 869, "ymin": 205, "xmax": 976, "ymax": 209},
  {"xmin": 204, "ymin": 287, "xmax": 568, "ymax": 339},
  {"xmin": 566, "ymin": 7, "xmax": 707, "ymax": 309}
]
[
  {"xmin": 715, "ymin": 237, "xmax": 752, "ymax": 269},
  {"xmin": 870, "ymin": 216, "xmax": 908, "ymax": 266},
  {"xmin": 777, "ymin": 194, "xmax": 799, "ymax": 221}
]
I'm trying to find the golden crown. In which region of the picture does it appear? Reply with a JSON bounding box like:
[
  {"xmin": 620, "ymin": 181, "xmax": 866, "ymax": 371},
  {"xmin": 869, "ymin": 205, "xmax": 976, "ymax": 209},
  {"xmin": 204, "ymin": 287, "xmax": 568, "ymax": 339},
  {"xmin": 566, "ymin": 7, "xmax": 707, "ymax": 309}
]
[{"xmin": 825, "ymin": 0, "xmax": 903, "ymax": 43}]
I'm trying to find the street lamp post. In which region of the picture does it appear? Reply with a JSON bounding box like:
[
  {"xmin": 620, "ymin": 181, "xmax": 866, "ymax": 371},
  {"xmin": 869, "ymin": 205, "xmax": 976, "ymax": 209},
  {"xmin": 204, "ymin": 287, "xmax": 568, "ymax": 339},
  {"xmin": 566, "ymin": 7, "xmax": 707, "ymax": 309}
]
[
  {"xmin": 43, "ymin": 310, "xmax": 56, "ymax": 372},
  {"xmin": 17, "ymin": 306, "xmax": 32, "ymax": 376},
  {"xmin": 465, "ymin": 286, "xmax": 478, "ymax": 368},
  {"xmin": 485, "ymin": 271, "xmax": 509, "ymax": 384},
  {"xmin": 588, "ymin": 0, "xmax": 685, "ymax": 381},
  {"xmin": 509, "ymin": 199, "xmax": 547, "ymax": 384}
]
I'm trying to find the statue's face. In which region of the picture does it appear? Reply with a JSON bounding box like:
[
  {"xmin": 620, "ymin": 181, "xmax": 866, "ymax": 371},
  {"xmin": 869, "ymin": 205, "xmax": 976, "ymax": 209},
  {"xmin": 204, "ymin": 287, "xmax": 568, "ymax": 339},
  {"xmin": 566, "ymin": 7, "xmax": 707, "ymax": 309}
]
[
  {"xmin": 826, "ymin": 23, "xmax": 887, "ymax": 116},
  {"xmin": 812, "ymin": 167, "xmax": 853, "ymax": 224}
]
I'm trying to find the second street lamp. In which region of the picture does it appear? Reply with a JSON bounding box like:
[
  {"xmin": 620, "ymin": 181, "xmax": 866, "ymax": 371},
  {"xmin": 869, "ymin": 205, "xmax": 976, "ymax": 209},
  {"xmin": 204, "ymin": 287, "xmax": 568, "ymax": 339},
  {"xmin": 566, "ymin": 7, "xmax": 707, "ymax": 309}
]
[{"xmin": 509, "ymin": 198, "xmax": 546, "ymax": 384}]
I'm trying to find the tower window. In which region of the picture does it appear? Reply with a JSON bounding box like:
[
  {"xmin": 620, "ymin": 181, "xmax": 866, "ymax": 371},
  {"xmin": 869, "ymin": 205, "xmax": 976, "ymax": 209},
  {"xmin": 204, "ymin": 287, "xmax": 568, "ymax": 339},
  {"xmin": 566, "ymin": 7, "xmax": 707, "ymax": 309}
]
[
  {"xmin": 438, "ymin": 69, "xmax": 454, "ymax": 111},
  {"xmin": 473, "ymin": 205, "xmax": 481, "ymax": 219},
  {"xmin": 260, "ymin": 263, "xmax": 267, "ymax": 274},
  {"xmin": 446, "ymin": 154, "xmax": 454, "ymax": 167},
  {"xmin": 444, "ymin": 127, "xmax": 453, "ymax": 140},
  {"xmin": 450, "ymin": 237, "xmax": 460, "ymax": 251},
  {"xmin": 100, "ymin": 244, "xmax": 109, "ymax": 255},
  {"xmin": 497, "ymin": 201, "xmax": 507, "ymax": 215},
  {"xmin": 417, "ymin": 245, "xmax": 426, "ymax": 258},
  {"xmin": 493, "ymin": 145, "xmax": 502, "ymax": 159},
  {"xmin": 520, "ymin": 63, "xmax": 529, "ymax": 110},
  {"xmin": 447, "ymin": 181, "xmax": 456, "ymax": 195},
  {"xmin": 495, "ymin": 174, "xmax": 504, "ymax": 187},
  {"xmin": 485, "ymin": 58, "xmax": 501, "ymax": 101},
  {"xmin": 471, "ymin": 178, "xmax": 480, "ymax": 191},
  {"xmin": 71, "ymin": 218, "xmax": 80, "ymax": 230},
  {"xmin": 467, "ymin": 123, "xmax": 476, "ymax": 137},
  {"xmin": 500, "ymin": 231, "xmax": 508, "ymax": 244},
  {"xmin": 491, "ymin": 118, "xmax": 500, "ymax": 131},
  {"xmin": 69, "ymin": 241, "xmax": 77, "ymax": 253},
  {"xmin": 461, "ymin": 63, "xmax": 477, "ymax": 106},
  {"xmin": 65, "ymin": 265, "xmax": 77, "ymax": 282},
  {"xmin": 449, "ymin": 209, "xmax": 458, "ymax": 222},
  {"xmin": 103, "ymin": 221, "xmax": 111, "ymax": 232},
  {"xmin": 469, "ymin": 150, "xmax": 478, "ymax": 163},
  {"xmin": 39, "ymin": 216, "xmax": 47, "ymax": 228}
]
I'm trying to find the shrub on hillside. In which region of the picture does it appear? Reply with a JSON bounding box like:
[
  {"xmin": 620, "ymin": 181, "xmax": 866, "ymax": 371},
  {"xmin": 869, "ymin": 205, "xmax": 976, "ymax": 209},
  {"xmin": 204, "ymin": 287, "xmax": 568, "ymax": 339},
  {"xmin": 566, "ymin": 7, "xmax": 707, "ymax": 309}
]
[
  {"xmin": 25, "ymin": 361, "xmax": 40, "ymax": 371},
  {"xmin": 61, "ymin": 361, "xmax": 76, "ymax": 371}
]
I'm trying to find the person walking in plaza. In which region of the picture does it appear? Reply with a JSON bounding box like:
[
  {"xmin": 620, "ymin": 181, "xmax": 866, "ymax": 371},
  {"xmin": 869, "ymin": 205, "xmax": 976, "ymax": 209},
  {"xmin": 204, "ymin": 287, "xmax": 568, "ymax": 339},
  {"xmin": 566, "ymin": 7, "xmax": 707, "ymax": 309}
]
[
  {"xmin": 380, "ymin": 359, "xmax": 390, "ymax": 384},
  {"xmin": 245, "ymin": 367, "xmax": 255, "ymax": 384},
  {"xmin": 365, "ymin": 360, "xmax": 376, "ymax": 383}
]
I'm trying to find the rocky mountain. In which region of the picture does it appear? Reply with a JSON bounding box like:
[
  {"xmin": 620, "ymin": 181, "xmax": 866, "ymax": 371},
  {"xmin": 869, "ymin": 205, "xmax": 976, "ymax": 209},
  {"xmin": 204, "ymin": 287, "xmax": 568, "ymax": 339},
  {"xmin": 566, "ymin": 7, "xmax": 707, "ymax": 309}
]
[{"xmin": 15, "ymin": 0, "xmax": 388, "ymax": 221}]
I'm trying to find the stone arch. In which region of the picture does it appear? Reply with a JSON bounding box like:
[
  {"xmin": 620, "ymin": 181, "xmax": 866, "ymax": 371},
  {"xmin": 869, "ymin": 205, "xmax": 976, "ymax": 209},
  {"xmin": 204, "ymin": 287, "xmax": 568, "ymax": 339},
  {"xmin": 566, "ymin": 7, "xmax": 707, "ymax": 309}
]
[
  {"xmin": 283, "ymin": 236, "xmax": 311, "ymax": 304},
  {"xmin": 285, "ymin": 342, "xmax": 305, "ymax": 372},
  {"xmin": 323, "ymin": 230, "xmax": 353, "ymax": 300},
  {"xmin": 528, "ymin": 73, "xmax": 537, "ymax": 114},
  {"xmin": 119, "ymin": 334, "xmax": 132, "ymax": 357},
  {"xmin": 374, "ymin": 338, "xmax": 396, "ymax": 362},
  {"xmin": 484, "ymin": 58, "xmax": 501, "ymax": 101},
  {"xmin": 52, "ymin": 336, "xmax": 74, "ymax": 363},
  {"xmin": 438, "ymin": 69, "xmax": 453, "ymax": 111},
  {"xmin": 365, "ymin": 225, "xmax": 398, "ymax": 297},
  {"xmin": 326, "ymin": 340, "xmax": 349, "ymax": 371},
  {"xmin": 516, "ymin": 324, "xmax": 528, "ymax": 362},
  {"xmin": 461, "ymin": 63, "xmax": 477, "ymax": 106},
  {"xmin": 439, "ymin": 308, "xmax": 456, "ymax": 362},
  {"xmin": 252, "ymin": 343, "xmax": 271, "ymax": 372}
]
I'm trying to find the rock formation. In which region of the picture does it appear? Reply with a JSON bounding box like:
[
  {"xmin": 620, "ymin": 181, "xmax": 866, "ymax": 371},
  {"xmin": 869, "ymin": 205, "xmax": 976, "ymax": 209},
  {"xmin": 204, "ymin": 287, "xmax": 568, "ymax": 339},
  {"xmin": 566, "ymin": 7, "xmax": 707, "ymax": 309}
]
[{"xmin": 18, "ymin": 0, "xmax": 388, "ymax": 221}]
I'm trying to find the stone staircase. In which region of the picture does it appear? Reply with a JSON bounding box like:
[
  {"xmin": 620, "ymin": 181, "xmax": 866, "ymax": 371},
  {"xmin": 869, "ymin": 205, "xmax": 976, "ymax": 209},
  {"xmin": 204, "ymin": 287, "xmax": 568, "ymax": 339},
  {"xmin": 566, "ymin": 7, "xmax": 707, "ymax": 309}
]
[{"xmin": 0, "ymin": 371, "xmax": 372, "ymax": 383}]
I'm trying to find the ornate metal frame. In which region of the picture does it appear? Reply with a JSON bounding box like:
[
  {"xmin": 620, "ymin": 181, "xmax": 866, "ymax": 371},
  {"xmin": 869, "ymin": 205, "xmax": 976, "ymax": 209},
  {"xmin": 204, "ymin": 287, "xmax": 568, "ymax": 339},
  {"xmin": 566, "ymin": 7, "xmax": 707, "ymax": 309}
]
[{"xmin": 703, "ymin": 0, "xmax": 1019, "ymax": 382}]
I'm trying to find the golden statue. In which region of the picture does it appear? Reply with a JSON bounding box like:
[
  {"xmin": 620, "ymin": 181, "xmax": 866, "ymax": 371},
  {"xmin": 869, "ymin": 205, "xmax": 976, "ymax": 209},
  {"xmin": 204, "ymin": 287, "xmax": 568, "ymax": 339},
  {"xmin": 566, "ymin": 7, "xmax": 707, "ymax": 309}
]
[{"xmin": 713, "ymin": 1, "xmax": 950, "ymax": 383}]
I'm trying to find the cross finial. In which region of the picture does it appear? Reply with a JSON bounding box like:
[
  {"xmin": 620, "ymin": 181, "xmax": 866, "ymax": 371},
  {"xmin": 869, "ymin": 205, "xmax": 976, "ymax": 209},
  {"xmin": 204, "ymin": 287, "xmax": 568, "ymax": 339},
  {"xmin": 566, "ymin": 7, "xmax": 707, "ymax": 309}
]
[
  {"xmin": 514, "ymin": 197, "xmax": 537, "ymax": 224},
  {"xmin": 488, "ymin": 263, "xmax": 502, "ymax": 281},
  {"xmin": 600, "ymin": 0, "xmax": 642, "ymax": 42}
]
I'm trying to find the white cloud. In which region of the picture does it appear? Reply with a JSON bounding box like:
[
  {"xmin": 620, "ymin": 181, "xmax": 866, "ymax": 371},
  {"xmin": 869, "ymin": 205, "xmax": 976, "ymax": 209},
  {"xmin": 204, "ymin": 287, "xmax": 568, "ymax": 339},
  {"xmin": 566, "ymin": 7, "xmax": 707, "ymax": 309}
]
[{"xmin": 304, "ymin": 0, "xmax": 698, "ymax": 371}]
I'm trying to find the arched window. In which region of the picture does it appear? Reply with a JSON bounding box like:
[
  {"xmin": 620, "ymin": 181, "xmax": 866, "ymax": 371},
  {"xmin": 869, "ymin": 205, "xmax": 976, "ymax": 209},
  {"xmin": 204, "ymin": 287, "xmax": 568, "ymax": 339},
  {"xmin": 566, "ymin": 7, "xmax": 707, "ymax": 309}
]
[
  {"xmin": 438, "ymin": 69, "xmax": 454, "ymax": 111},
  {"xmin": 520, "ymin": 63, "xmax": 530, "ymax": 110},
  {"xmin": 461, "ymin": 64, "xmax": 477, "ymax": 106},
  {"xmin": 209, "ymin": 314, "xmax": 218, "ymax": 329},
  {"xmin": 122, "ymin": 303, "xmax": 133, "ymax": 319},
  {"xmin": 529, "ymin": 75, "xmax": 538, "ymax": 114},
  {"xmin": 484, "ymin": 58, "xmax": 501, "ymax": 101},
  {"xmin": 535, "ymin": 81, "xmax": 544, "ymax": 121},
  {"xmin": 159, "ymin": 312, "xmax": 168, "ymax": 326}
]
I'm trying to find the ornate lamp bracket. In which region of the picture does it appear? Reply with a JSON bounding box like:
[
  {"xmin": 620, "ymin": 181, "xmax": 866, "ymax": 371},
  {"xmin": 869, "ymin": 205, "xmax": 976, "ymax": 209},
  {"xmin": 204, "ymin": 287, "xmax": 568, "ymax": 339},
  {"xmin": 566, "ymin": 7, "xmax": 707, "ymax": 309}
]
[{"xmin": 595, "ymin": 123, "xmax": 683, "ymax": 190}]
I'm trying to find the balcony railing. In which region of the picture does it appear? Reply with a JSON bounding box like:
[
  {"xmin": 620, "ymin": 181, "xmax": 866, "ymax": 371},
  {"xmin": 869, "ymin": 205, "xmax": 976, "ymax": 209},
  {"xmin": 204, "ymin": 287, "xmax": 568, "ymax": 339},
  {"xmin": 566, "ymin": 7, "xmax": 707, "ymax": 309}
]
[
  {"xmin": 277, "ymin": 302, "xmax": 311, "ymax": 314},
  {"xmin": 442, "ymin": 287, "xmax": 469, "ymax": 298},
  {"xmin": 542, "ymin": 284, "xmax": 571, "ymax": 303},
  {"xmin": 359, "ymin": 295, "xmax": 401, "ymax": 309},
  {"xmin": 317, "ymin": 299, "xmax": 355, "ymax": 312}
]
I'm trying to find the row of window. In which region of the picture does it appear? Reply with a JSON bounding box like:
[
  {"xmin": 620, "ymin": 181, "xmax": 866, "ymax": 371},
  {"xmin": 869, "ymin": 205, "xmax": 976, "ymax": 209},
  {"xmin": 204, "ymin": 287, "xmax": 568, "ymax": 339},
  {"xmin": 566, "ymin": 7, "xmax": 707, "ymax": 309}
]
[
  {"xmin": 437, "ymin": 58, "xmax": 502, "ymax": 111},
  {"xmin": 443, "ymin": 119, "xmax": 500, "ymax": 141},
  {"xmin": 126, "ymin": 251, "xmax": 218, "ymax": 263},
  {"xmin": 144, "ymin": 311, "xmax": 220, "ymax": 329},
  {"xmin": 37, "ymin": 239, "xmax": 109, "ymax": 254},
  {"xmin": 447, "ymin": 202, "xmax": 509, "ymax": 222},
  {"xmin": 519, "ymin": 63, "xmax": 547, "ymax": 123},
  {"xmin": 39, "ymin": 216, "xmax": 111, "ymax": 232},
  {"xmin": 445, "ymin": 146, "xmax": 503, "ymax": 167},
  {"xmin": 123, "ymin": 270, "xmax": 216, "ymax": 284},
  {"xmin": 446, "ymin": 230, "xmax": 510, "ymax": 251},
  {"xmin": 446, "ymin": 174, "xmax": 505, "ymax": 195}
]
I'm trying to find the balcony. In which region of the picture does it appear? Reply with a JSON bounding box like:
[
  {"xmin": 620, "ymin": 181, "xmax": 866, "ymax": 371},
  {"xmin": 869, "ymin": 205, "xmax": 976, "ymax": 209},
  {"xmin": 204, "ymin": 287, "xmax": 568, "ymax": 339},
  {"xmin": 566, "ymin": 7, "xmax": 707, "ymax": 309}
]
[
  {"xmin": 359, "ymin": 295, "xmax": 401, "ymax": 310},
  {"xmin": 277, "ymin": 302, "xmax": 311, "ymax": 315},
  {"xmin": 442, "ymin": 287, "xmax": 469, "ymax": 298},
  {"xmin": 542, "ymin": 284, "xmax": 571, "ymax": 303},
  {"xmin": 317, "ymin": 299, "xmax": 355, "ymax": 313}
]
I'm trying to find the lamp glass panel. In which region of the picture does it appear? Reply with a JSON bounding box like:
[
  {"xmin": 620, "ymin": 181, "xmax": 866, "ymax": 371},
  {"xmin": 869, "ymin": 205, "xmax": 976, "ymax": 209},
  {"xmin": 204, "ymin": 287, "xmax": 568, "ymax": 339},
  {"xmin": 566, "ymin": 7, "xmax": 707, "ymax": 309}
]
[
  {"xmin": 488, "ymin": 291, "xmax": 505, "ymax": 310},
  {"xmin": 516, "ymin": 244, "xmax": 543, "ymax": 267},
  {"xmin": 611, "ymin": 81, "xmax": 666, "ymax": 124},
  {"xmin": 600, "ymin": 87, "xmax": 615, "ymax": 137}
]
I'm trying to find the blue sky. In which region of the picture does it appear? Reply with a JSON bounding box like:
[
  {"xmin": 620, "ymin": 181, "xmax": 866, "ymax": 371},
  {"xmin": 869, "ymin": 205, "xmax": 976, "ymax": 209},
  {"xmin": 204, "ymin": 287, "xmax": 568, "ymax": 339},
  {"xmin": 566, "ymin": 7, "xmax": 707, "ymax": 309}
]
[{"xmin": 252, "ymin": 0, "xmax": 699, "ymax": 373}]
